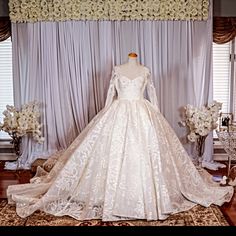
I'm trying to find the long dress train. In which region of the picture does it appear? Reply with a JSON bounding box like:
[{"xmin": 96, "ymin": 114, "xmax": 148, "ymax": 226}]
[{"xmin": 7, "ymin": 66, "xmax": 234, "ymax": 221}]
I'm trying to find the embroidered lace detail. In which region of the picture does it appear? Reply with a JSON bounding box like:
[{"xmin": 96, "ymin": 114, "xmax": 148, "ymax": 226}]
[{"xmin": 7, "ymin": 65, "xmax": 233, "ymax": 221}]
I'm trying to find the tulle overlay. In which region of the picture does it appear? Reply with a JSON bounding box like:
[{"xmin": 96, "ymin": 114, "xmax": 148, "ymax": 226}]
[{"xmin": 7, "ymin": 66, "xmax": 233, "ymax": 221}]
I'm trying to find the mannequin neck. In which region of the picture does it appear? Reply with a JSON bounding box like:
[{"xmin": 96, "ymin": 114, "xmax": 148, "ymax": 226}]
[{"xmin": 128, "ymin": 57, "xmax": 138, "ymax": 66}]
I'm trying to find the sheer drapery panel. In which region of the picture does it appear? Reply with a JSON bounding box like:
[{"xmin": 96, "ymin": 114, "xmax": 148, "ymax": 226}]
[{"xmin": 7, "ymin": 18, "xmax": 213, "ymax": 169}]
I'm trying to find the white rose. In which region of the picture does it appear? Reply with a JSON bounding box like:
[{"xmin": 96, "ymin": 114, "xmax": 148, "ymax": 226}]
[
  {"xmin": 187, "ymin": 132, "xmax": 198, "ymax": 142},
  {"xmin": 2, "ymin": 110, "xmax": 11, "ymax": 117}
]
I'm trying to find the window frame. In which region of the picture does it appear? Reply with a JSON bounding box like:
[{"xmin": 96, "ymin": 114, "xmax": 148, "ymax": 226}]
[{"xmin": 0, "ymin": 37, "xmax": 14, "ymax": 141}]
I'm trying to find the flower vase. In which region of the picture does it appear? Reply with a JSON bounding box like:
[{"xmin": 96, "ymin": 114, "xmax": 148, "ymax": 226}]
[
  {"xmin": 10, "ymin": 132, "xmax": 22, "ymax": 161},
  {"xmin": 195, "ymin": 135, "xmax": 207, "ymax": 168}
]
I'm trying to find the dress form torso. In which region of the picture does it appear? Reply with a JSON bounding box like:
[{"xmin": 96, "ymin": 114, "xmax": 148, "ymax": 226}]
[{"xmin": 117, "ymin": 56, "xmax": 145, "ymax": 80}]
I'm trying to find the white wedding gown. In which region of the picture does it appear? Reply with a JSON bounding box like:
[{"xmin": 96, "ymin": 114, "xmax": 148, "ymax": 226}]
[{"xmin": 7, "ymin": 66, "xmax": 233, "ymax": 221}]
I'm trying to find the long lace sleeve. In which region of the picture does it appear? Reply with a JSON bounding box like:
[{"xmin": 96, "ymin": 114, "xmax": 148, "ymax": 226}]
[
  {"xmin": 146, "ymin": 69, "xmax": 159, "ymax": 109},
  {"xmin": 105, "ymin": 68, "xmax": 117, "ymax": 108}
]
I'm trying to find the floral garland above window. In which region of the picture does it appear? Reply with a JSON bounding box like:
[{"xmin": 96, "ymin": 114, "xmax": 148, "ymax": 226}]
[{"xmin": 9, "ymin": 0, "xmax": 209, "ymax": 23}]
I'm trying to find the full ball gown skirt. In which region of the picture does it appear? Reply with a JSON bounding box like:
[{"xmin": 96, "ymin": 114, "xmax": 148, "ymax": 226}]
[{"xmin": 7, "ymin": 66, "xmax": 234, "ymax": 221}]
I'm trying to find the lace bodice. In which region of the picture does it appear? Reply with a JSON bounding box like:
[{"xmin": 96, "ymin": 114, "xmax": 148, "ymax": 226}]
[
  {"xmin": 105, "ymin": 66, "xmax": 159, "ymax": 108},
  {"xmin": 117, "ymin": 76, "xmax": 146, "ymax": 100}
]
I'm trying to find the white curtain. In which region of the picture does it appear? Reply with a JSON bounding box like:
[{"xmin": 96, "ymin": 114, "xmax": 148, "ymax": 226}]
[{"xmin": 6, "ymin": 8, "xmax": 213, "ymax": 169}]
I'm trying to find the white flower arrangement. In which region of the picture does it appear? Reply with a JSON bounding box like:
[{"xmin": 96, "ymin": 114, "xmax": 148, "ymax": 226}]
[
  {"xmin": 179, "ymin": 101, "xmax": 222, "ymax": 142},
  {"xmin": 0, "ymin": 101, "xmax": 44, "ymax": 143},
  {"xmin": 8, "ymin": 0, "xmax": 209, "ymax": 23}
]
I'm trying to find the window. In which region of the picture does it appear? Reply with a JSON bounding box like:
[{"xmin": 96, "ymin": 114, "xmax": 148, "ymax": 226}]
[
  {"xmin": 213, "ymin": 42, "xmax": 231, "ymax": 113},
  {"xmin": 213, "ymin": 38, "xmax": 236, "ymax": 118},
  {"xmin": 0, "ymin": 37, "xmax": 14, "ymax": 139}
]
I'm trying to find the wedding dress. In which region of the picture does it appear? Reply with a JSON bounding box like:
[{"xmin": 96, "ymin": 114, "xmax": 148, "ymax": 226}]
[{"xmin": 7, "ymin": 65, "xmax": 234, "ymax": 221}]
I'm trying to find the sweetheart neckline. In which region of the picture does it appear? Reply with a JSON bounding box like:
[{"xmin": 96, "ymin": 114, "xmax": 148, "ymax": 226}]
[{"xmin": 119, "ymin": 75, "xmax": 144, "ymax": 81}]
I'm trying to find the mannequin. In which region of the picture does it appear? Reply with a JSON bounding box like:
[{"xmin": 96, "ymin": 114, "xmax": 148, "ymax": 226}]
[{"xmin": 117, "ymin": 52, "xmax": 145, "ymax": 79}]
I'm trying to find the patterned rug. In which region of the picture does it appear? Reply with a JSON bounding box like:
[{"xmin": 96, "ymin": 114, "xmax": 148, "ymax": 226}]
[{"xmin": 0, "ymin": 200, "xmax": 229, "ymax": 226}]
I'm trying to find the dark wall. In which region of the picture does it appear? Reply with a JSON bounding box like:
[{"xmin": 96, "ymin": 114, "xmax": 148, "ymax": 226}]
[
  {"xmin": 213, "ymin": 0, "xmax": 236, "ymax": 16},
  {"xmin": 0, "ymin": 0, "xmax": 9, "ymax": 17}
]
